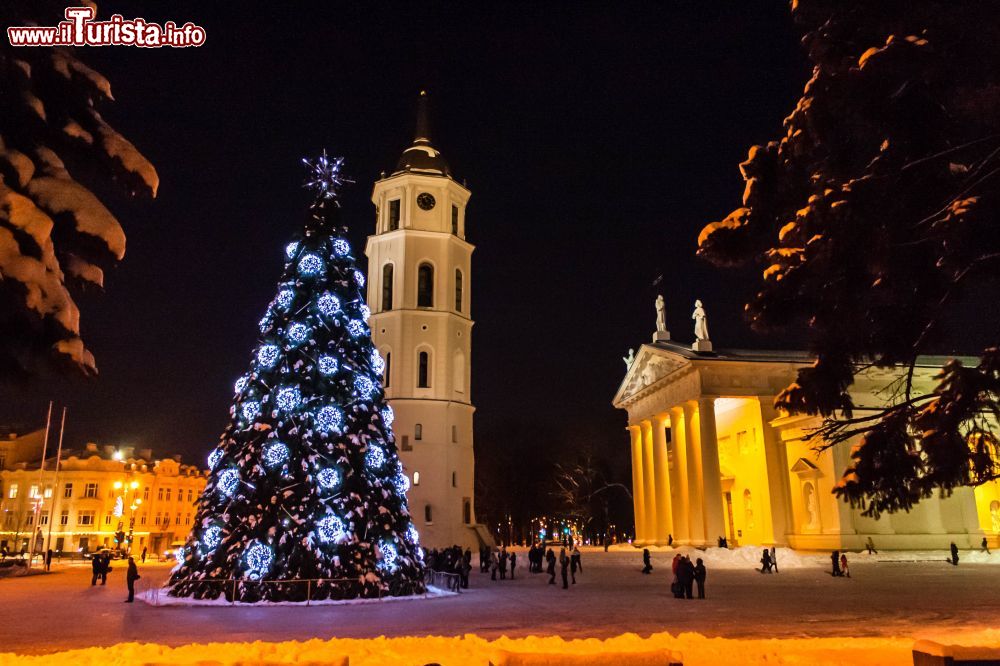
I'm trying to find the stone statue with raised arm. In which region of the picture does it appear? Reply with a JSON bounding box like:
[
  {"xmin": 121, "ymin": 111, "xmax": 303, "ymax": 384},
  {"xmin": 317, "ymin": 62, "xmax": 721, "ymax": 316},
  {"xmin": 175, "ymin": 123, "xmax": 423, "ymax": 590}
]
[
  {"xmin": 623, "ymin": 348, "xmax": 635, "ymax": 369},
  {"xmin": 655, "ymin": 295, "xmax": 666, "ymax": 332},
  {"xmin": 692, "ymin": 299, "xmax": 712, "ymax": 352}
]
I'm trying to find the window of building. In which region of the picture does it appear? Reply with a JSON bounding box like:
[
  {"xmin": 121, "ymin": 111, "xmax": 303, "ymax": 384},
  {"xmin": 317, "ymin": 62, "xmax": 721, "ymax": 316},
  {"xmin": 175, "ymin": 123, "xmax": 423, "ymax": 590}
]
[
  {"xmin": 165, "ymin": 488, "xmax": 172, "ymax": 502},
  {"xmin": 8, "ymin": 483, "xmax": 17, "ymax": 499},
  {"xmin": 413, "ymin": 471, "xmax": 420, "ymax": 486},
  {"xmin": 140, "ymin": 515, "xmax": 147, "ymax": 526},
  {"xmin": 84, "ymin": 483, "xmax": 98, "ymax": 499},
  {"xmin": 39, "ymin": 514, "xmax": 48, "ymax": 526},
  {"xmin": 451, "ymin": 204, "xmax": 459, "ymax": 235},
  {"xmin": 143, "ymin": 486, "xmax": 150, "ymax": 501},
  {"xmin": 104, "ymin": 514, "xmax": 112, "ymax": 525},
  {"xmin": 454, "ymin": 350, "xmax": 466, "ymax": 393},
  {"xmin": 415, "ymin": 424, "xmax": 423, "ymax": 441},
  {"xmin": 157, "ymin": 488, "xmax": 164, "ymax": 501},
  {"xmin": 63, "ymin": 483, "xmax": 72, "ymax": 498},
  {"xmin": 29, "ymin": 485, "xmax": 39, "ymax": 499},
  {"xmin": 187, "ymin": 489, "xmax": 193, "ymax": 503},
  {"xmin": 25, "ymin": 513, "xmax": 33, "ymax": 526},
  {"xmin": 155, "ymin": 513, "xmax": 161, "ymax": 526},
  {"xmin": 77, "ymin": 511, "xmax": 95, "ymax": 526},
  {"xmin": 186, "ymin": 513, "xmax": 191, "ymax": 525},
  {"xmin": 424, "ymin": 504, "xmax": 433, "ymax": 524},
  {"xmin": 60, "ymin": 510, "xmax": 69, "ymax": 526},
  {"xmin": 455, "ymin": 269, "xmax": 463, "ymax": 312},
  {"xmin": 418, "ymin": 351, "xmax": 430, "ymax": 388},
  {"xmin": 388, "ymin": 199, "xmax": 400, "ymax": 231},
  {"xmin": 382, "ymin": 264, "xmax": 394, "ymax": 311},
  {"xmin": 463, "ymin": 498, "xmax": 472, "ymax": 524},
  {"xmin": 452, "ymin": 425, "xmax": 458, "ymax": 443},
  {"xmin": 452, "ymin": 471, "xmax": 457, "ymax": 487},
  {"xmin": 384, "ymin": 352, "xmax": 391, "ymax": 387},
  {"xmin": 401, "ymin": 435, "xmax": 411, "ymax": 451},
  {"xmin": 163, "ymin": 515, "xmax": 171, "ymax": 527},
  {"xmin": 417, "ymin": 263, "xmax": 434, "ymax": 307},
  {"xmin": 176, "ymin": 513, "xmax": 181, "ymax": 525},
  {"xmin": 43, "ymin": 486, "xmax": 52, "ymax": 499}
]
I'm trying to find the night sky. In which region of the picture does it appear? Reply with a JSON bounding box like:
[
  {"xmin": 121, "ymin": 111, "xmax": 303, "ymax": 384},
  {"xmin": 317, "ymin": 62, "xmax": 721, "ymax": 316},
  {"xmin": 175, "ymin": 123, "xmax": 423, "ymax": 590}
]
[{"xmin": 0, "ymin": 3, "xmax": 809, "ymax": 463}]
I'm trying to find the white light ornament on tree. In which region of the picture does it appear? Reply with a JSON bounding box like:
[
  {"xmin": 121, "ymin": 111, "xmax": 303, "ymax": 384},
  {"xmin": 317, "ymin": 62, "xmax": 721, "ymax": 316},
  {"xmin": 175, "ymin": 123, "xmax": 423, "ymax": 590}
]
[
  {"xmin": 275, "ymin": 386, "xmax": 302, "ymax": 412},
  {"xmin": 298, "ymin": 252, "xmax": 325, "ymax": 277},
  {"xmin": 318, "ymin": 355, "xmax": 338, "ymax": 376},
  {"xmin": 378, "ymin": 540, "xmax": 399, "ymax": 572},
  {"xmin": 216, "ymin": 469, "xmax": 239, "ymax": 497},
  {"xmin": 285, "ymin": 242, "xmax": 300, "ymax": 260},
  {"xmin": 366, "ymin": 445, "xmax": 386, "ymax": 471},
  {"xmin": 208, "ymin": 449, "xmax": 223, "ymax": 470},
  {"xmin": 275, "ymin": 289, "xmax": 295, "ymax": 311},
  {"xmin": 314, "ymin": 405, "xmax": 344, "ymax": 432},
  {"xmin": 286, "ymin": 322, "xmax": 310, "ymax": 346},
  {"xmin": 316, "ymin": 467, "xmax": 341, "ymax": 490},
  {"xmin": 371, "ymin": 349, "xmax": 385, "ymax": 375},
  {"xmin": 347, "ymin": 319, "xmax": 365, "ymax": 338},
  {"xmin": 406, "ymin": 524, "xmax": 419, "ymax": 545},
  {"xmin": 202, "ymin": 525, "xmax": 222, "ymax": 551},
  {"xmin": 234, "ymin": 376, "xmax": 249, "ymax": 394},
  {"xmin": 380, "ymin": 405, "xmax": 394, "ymax": 427},
  {"xmin": 263, "ymin": 441, "xmax": 289, "ymax": 468},
  {"xmin": 257, "ymin": 345, "xmax": 280, "ymax": 368},
  {"xmin": 317, "ymin": 292, "xmax": 341, "ymax": 318},
  {"xmin": 354, "ymin": 375, "xmax": 375, "ymax": 400},
  {"xmin": 302, "ymin": 150, "xmax": 353, "ymax": 202},
  {"xmin": 244, "ymin": 541, "xmax": 273, "ymax": 580},
  {"xmin": 316, "ymin": 515, "xmax": 346, "ymax": 543},
  {"xmin": 332, "ymin": 239, "xmax": 351, "ymax": 257},
  {"xmin": 353, "ymin": 270, "xmax": 366, "ymax": 287},
  {"xmin": 240, "ymin": 400, "xmax": 261, "ymax": 422}
]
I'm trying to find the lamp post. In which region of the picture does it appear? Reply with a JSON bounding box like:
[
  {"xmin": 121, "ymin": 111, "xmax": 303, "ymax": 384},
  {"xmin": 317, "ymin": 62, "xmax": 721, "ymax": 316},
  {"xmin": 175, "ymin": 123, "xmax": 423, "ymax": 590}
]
[{"xmin": 113, "ymin": 480, "xmax": 141, "ymax": 555}]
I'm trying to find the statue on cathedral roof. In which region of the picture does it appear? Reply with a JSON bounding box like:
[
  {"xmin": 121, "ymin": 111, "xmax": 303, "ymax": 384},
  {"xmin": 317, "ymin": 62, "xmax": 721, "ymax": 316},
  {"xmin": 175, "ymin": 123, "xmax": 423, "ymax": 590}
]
[{"xmin": 693, "ymin": 299, "xmax": 709, "ymax": 341}]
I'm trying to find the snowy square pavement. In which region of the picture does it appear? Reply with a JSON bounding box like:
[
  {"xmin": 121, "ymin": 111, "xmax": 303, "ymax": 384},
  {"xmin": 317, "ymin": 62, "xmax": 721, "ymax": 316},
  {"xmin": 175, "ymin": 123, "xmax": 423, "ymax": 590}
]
[{"xmin": 2, "ymin": 547, "xmax": 999, "ymax": 655}]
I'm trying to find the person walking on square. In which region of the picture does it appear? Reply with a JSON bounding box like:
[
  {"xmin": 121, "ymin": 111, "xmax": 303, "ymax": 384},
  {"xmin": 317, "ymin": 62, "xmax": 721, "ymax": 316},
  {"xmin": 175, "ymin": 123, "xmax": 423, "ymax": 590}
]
[
  {"xmin": 45, "ymin": 548, "xmax": 53, "ymax": 572},
  {"xmin": 840, "ymin": 552, "xmax": 850, "ymax": 578},
  {"xmin": 760, "ymin": 548, "xmax": 773, "ymax": 573},
  {"xmin": 570, "ymin": 548, "xmax": 579, "ymax": 584},
  {"xmin": 865, "ymin": 537, "xmax": 877, "ymax": 555},
  {"xmin": 509, "ymin": 551, "xmax": 517, "ymax": 579},
  {"xmin": 125, "ymin": 556, "xmax": 140, "ymax": 602},
  {"xmin": 141, "ymin": 546, "xmax": 147, "ymax": 564},
  {"xmin": 499, "ymin": 548, "xmax": 508, "ymax": 580},
  {"xmin": 559, "ymin": 548, "xmax": 569, "ymax": 589},
  {"xmin": 490, "ymin": 548, "xmax": 499, "ymax": 581},
  {"xmin": 950, "ymin": 542, "xmax": 959, "ymax": 566},
  {"xmin": 694, "ymin": 558, "xmax": 706, "ymax": 599},
  {"xmin": 641, "ymin": 548, "xmax": 652, "ymax": 574},
  {"xmin": 770, "ymin": 546, "xmax": 778, "ymax": 573},
  {"xmin": 983, "ymin": 538, "xmax": 991, "ymax": 555},
  {"xmin": 546, "ymin": 548, "xmax": 556, "ymax": 584},
  {"xmin": 831, "ymin": 550, "xmax": 841, "ymax": 577},
  {"xmin": 572, "ymin": 546, "xmax": 581, "ymax": 574},
  {"xmin": 678, "ymin": 556, "xmax": 695, "ymax": 599},
  {"xmin": 100, "ymin": 552, "xmax": 110, "ymax": 585},
  {"xmin": 91, "ymin": 553, "xmax": 101, "ymax": 586}
]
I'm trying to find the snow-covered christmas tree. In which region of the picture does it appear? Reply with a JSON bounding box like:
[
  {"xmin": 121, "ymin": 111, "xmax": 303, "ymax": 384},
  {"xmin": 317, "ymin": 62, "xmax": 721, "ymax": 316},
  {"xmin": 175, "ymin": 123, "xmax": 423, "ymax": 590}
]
[{"xmin": 167, "ymin": 153, "xmax": 424, "ymax": 602}]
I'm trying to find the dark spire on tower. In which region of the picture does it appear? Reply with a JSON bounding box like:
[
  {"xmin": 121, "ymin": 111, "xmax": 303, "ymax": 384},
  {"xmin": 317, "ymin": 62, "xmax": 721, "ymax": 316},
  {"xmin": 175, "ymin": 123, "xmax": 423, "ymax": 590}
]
[
  {"xmin": 394, "ymin": 90, "xmax": 451, "ymax": 177},
  {"xmin": 414, "ymin": 90, "xmax": 431, "ymax": 144}
]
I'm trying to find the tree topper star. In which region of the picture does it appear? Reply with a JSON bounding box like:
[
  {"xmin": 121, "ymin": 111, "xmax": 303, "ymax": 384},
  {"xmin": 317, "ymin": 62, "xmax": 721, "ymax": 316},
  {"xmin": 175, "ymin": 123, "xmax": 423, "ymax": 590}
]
[{"xmin": 302, "ymin": 150, "xmax": 353, "ymax": 202}]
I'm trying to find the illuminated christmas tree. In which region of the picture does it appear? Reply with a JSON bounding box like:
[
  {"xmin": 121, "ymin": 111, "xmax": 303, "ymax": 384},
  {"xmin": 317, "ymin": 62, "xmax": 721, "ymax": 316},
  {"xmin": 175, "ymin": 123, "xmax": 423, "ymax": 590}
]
[{"xmin": 167, "ymin": 153, "xmax": 424, "ymax": 602}]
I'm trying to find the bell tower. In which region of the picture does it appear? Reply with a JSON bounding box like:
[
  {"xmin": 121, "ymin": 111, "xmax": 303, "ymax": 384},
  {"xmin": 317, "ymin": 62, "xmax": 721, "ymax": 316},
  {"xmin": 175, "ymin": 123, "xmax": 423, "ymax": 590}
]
[{"xmin": 366, "ymin": 91, "xmax": 481, "ymax": 549}]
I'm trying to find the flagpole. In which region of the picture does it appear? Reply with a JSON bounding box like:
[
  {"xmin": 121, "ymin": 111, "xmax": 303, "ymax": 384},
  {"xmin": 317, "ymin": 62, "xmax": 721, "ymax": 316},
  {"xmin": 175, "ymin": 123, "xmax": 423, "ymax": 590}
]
[
  {"xmin": 45, "ymin": 407, "xmax": 67, "ymax": 561},
  {"xmin": 28, "ymin": 402, "xmax": 53, "ymax": 569}
]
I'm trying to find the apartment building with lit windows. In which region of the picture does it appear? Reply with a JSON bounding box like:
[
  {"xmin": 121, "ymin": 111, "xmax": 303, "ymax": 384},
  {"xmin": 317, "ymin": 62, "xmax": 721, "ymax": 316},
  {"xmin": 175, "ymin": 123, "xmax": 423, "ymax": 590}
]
[{"xmin": 0, "ymin": 430, "xmax": 207, "ymax": 556}]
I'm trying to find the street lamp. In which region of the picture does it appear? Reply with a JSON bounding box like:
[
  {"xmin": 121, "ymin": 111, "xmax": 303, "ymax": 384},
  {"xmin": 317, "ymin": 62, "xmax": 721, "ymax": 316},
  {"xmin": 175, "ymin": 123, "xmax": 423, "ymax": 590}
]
[{"xmin": 113, "ymin": 479, "xmax": 142, "ymax": 555}]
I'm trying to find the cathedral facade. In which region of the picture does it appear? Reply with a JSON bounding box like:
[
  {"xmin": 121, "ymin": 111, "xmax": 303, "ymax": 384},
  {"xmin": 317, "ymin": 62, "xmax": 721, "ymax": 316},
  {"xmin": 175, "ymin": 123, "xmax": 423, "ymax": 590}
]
[{"xmin": 614, "ymin": 337, "xmax": 1000, "ymax": 551}]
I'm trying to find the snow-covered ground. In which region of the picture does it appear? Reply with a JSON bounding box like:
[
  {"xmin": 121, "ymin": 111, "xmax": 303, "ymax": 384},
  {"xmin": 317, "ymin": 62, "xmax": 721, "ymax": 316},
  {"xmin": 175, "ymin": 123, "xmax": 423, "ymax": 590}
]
[{"xmin": 1, "ymin": 547, "xmax": 999, "ymax": 661}]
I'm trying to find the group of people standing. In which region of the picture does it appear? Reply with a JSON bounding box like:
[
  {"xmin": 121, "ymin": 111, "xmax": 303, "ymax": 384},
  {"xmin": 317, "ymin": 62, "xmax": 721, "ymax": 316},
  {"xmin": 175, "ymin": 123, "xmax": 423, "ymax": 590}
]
[
  {"xmin": 89, "ymin": 551, "xmax": 141, "ymax": 602},
  {"xmin": 670, "ymin": 553, "xmax": 706, "ymax": 599},
  {"xmin": 425, "ymin": 545, "xmax": 473, "ymax": 588}
]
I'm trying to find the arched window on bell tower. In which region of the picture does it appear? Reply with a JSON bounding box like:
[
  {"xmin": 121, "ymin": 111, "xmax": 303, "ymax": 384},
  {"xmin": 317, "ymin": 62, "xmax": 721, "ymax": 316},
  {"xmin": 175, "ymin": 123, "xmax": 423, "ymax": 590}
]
[
  {"xmin": 418, "ymin": 350, "xmax": 431, "ymax": 388},
  {"xmin": 455, "ymin": 269, "xmax": 463, "ymax": 313},
  {"xmin": 417, "ymin": 263, "xmax": 434, "ymax": 307},
  {"xmin": 382, "ymin": 263, "xmax": 394, "ymax": 311}
]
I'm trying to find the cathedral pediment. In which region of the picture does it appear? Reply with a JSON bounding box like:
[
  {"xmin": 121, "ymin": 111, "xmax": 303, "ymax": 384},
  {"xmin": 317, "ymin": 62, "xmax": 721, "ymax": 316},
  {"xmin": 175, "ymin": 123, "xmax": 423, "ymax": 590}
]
[{"xmin": 613, "ymin": 345, "xmax": 691, "ymax": 407}]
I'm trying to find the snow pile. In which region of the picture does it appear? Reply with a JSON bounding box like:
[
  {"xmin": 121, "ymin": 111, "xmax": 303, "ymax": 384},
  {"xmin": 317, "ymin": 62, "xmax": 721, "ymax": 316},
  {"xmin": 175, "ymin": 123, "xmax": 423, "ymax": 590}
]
[
  {"xmin": 5, "ymin": 630, "xmax": 1000, "ymax": 666},
  {"xmin": 609, "ymin": 544, "xmax": 819, "ymax": 569},
  {"xmin": 853, "ymin": 549, "xmax": 1000, "ymax": 564}
]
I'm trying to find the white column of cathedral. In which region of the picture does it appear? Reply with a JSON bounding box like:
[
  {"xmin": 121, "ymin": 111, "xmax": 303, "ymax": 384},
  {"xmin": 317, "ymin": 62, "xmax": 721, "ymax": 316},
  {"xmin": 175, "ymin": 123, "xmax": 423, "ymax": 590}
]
[
  {"xmin": 628, "ymin": 425, "xmax": 646, "ymax": 543},
  {"xmin": 650, "ymin": 414, "xmax": 673, "ymax": 543},
  {"xmin": 669, "ymin": 405, "xmax": 691, "ymax": 543},
  {"xmin": 366, "ymin": 92, "xmax": 478, "ymax": 549}
]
